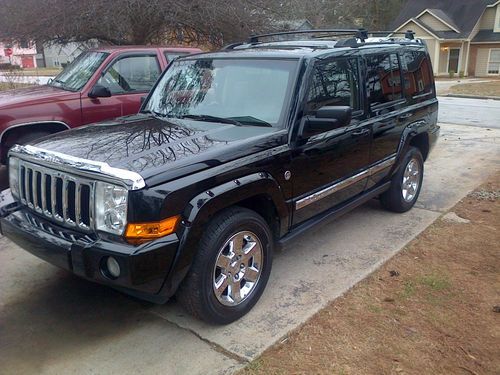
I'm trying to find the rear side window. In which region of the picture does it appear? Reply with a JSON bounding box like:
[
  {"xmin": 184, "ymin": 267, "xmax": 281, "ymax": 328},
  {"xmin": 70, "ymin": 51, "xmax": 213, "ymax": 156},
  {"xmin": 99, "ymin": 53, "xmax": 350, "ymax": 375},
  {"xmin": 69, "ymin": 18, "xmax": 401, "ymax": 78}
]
[
  {"xmin": 400, "ymin": 50, "xmax": 434, "ymax": 102},
  {"xmin": 366, "ymin": 53, "xmax": 402, "ymax": 107},
  {"xmin": 306, "ymin": 58, "xmax": 361, "ymax": 114}
]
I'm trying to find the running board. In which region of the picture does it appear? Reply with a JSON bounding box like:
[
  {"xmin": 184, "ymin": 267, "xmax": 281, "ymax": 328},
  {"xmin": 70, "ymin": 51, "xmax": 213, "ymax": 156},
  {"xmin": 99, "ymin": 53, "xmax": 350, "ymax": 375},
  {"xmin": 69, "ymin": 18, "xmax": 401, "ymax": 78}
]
[{"xmin": 278, "ymin": 182, "xmax": 391, "ymax": 249}]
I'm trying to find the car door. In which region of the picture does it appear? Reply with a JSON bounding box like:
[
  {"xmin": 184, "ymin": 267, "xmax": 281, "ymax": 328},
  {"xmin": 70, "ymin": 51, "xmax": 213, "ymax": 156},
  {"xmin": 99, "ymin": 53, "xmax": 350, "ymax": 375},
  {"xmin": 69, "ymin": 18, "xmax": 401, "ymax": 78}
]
[
  {"xmin": 290, "ymin": 56, "xmax": 372, "ymax": 225},
  {"xmin": 81, "ymin": 53, "xmax": 162, "ymax": 124},
  {"xmin": 364, "ymin": 51, "xmax": 407, "ymax": 189}
]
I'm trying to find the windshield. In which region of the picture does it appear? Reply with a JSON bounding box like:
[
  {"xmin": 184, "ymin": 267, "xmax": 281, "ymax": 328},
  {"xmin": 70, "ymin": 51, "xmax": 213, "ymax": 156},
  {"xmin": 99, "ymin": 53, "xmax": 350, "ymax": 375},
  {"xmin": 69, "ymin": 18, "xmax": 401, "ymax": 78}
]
[
  {"xmin": 50, "ymin": 51, "xmax": 109, "ymax": 91},
  {"xmin": 143, "ymin": 58, "xmax": 299, "ymax": 127}
]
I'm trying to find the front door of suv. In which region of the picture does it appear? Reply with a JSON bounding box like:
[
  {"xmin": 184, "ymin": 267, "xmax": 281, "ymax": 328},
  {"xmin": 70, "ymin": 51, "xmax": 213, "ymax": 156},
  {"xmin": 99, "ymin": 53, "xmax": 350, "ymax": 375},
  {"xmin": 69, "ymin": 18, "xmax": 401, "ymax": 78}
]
[{"xmin": 290, "ymin": 57, "xmax": 372, "ymax": 225}]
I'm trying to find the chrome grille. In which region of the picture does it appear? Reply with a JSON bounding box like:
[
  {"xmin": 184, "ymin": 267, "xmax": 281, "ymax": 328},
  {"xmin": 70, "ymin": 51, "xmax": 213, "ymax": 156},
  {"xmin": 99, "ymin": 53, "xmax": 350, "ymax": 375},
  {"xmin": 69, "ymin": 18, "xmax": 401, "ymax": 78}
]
[{"xmin": 17, "ymin": 159, "xmax": 94, "ymax": 231}]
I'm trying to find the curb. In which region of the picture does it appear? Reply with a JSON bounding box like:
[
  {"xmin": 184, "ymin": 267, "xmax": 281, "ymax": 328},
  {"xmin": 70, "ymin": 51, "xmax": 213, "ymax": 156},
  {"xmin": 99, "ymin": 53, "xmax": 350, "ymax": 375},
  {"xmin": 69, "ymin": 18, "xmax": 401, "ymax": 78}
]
[{"xmin": 446, "ymin": 93, "xmax": 500, "ymax": 101}]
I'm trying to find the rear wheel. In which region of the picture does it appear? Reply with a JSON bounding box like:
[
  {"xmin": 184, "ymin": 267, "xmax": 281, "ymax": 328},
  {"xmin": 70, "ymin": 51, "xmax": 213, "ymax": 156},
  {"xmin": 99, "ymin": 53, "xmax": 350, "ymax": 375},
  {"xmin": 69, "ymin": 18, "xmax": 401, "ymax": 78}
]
[
  {"xmin": 380, "ymin": 147, "xmax": 424, "ymax": 213},
  {"xmin": 178, "ymin": 207, "xmax": 273, "ymax": 324}
]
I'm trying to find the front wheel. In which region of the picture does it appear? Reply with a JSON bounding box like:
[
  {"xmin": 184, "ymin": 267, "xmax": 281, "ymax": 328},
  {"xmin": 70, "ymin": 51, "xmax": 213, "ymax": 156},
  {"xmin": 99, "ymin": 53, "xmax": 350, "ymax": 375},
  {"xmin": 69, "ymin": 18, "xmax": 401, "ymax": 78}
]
[
  {"xmin": 380, "ymin": 147, "xmax": 424, "ymax": 213},
  {"xmin": 177, "ymin": 207, "xmax": 273, "ymax": 324}
]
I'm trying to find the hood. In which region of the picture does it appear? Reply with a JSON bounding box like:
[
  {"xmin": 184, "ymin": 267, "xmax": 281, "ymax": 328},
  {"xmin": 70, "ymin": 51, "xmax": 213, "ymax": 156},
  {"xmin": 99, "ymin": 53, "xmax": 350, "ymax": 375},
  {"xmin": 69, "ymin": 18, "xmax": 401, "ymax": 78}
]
[
  {"xmin": 31, "ymin": 114, "xmax": 283, "ymax": 183},
  {"xmin": 0, "ymin": 85, "xmax": 78, "ymax": 109}
]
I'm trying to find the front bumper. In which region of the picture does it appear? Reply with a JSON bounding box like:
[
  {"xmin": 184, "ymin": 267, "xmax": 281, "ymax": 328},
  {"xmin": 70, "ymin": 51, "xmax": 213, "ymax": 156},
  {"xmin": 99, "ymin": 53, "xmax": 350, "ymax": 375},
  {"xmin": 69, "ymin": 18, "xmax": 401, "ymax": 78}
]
[{"xmin": 0, "ymin": 206, "xmax": 179, "ymax": 302}]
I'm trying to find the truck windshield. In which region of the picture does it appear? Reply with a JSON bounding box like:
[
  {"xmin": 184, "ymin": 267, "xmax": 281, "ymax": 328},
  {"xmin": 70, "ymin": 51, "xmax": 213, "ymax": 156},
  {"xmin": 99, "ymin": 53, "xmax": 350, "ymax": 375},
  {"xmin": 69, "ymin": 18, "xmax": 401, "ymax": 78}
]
[
  {"xmin": 50, "ymin": 51, "xmax": 109, "ymax": 91},
  {"xmin": 143, "ymin": 58, "xmax": 299, "ymax": 127}
]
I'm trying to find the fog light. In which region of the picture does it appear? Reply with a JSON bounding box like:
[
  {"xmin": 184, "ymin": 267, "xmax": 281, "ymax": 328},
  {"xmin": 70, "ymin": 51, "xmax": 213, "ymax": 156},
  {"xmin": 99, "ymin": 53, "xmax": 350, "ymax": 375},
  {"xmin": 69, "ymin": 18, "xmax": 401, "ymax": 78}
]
[{"xmin": 105, "ymin": 257, "xmax": 121, "ymax": 279}]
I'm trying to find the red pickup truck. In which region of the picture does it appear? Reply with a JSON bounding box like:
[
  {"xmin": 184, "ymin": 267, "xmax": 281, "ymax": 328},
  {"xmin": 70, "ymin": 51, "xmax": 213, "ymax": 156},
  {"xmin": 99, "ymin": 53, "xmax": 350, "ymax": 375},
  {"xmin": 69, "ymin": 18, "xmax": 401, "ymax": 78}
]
[{"xmin": 0, "ymin": 46, "xmax": 202, "ymax": 164}]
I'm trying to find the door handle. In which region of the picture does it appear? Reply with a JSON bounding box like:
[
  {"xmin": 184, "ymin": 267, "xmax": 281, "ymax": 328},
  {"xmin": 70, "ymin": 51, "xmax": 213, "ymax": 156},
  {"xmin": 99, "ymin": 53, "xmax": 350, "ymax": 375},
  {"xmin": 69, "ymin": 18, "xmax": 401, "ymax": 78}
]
[
  {"xmin": 398, "ymin": 112, "xmax": 413, "ymax": 120},
  {"xmin": 351, "ymin": 129, "xmax": 370, "ymax": 137}
]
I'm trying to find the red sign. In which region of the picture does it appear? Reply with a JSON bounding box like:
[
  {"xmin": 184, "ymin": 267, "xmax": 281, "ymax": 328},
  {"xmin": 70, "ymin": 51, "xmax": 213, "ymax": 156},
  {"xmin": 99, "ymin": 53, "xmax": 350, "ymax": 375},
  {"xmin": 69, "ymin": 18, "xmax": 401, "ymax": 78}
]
[{"xmin": 4, "ymin": 48, "xmax": 13, "ymax": 57}]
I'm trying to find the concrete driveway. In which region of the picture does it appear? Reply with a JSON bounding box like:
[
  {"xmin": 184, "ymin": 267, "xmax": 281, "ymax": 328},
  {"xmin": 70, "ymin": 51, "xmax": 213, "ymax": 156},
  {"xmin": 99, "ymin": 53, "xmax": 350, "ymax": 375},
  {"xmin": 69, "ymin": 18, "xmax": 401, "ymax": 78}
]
[{"xmin": 1, "ymin": 121, "xmax": 499, "ymax": 374}]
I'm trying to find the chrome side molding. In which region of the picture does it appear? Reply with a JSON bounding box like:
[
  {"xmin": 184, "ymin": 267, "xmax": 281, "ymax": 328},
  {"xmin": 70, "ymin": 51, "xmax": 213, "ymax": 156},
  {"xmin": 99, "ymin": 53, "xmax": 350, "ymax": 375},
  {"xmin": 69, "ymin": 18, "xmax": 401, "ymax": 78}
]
[{"xmin": 295, "ymin": 155, "xmax": 396, "ymax": 210}]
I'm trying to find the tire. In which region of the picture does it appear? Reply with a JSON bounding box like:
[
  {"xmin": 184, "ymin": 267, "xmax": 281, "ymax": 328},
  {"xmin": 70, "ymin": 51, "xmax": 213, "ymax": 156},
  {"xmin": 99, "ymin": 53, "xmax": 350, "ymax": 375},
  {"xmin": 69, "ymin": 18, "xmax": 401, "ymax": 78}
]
[
  {"xmin": 380, "ymin": 147, "xmax": 424, "ymax": 213},
  {"xmin": 177, "ymin": 207, "xmax": 273, "ymax": 324}
]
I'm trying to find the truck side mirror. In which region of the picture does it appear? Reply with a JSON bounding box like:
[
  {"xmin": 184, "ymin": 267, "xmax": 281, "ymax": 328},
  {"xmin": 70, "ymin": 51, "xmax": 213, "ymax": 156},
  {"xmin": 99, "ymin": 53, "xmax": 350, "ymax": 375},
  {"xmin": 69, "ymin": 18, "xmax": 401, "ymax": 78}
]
[
  {"xmin": 88, "ymin": 84, "xmax": 112, "ymax": 99},
  {"xmin": 299, "ymin": 106, "xmax": 352, "ymax": 139}
]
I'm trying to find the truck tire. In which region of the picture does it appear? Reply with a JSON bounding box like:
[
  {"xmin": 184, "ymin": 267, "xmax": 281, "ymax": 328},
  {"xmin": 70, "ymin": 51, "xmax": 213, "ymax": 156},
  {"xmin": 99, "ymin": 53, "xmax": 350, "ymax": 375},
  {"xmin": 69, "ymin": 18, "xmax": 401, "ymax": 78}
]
[
  {"xmin": 178, "ymin": 206, "xmax": 273, "ymax": 324},
  {"xmin": 380, "ymin": 146, "xmax": 424, "ymax": 213}
]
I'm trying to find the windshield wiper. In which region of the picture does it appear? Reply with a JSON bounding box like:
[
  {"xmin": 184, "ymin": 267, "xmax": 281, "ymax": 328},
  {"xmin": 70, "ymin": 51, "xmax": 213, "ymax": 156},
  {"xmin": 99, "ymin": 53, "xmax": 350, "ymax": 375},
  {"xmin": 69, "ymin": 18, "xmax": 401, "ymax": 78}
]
[
  {"xmin": 50, "ymin": 78, "xmax": 67, "ymax": 89},
  {"xmin": 181, "ymin": 114, "xmax": 243, "ymax": 126},
  {"xmin": 226, "ymin": 116, "xmax": 273, "ymax": 128}
]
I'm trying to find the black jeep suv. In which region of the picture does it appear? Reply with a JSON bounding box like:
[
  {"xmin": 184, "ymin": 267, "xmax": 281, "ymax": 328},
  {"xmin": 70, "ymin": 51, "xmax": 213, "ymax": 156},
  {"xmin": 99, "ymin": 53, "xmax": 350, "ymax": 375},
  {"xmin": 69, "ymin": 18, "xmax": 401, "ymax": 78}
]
[{"xmin": 0, "ymin": 30, "xmax": 439, "ymax": 324}]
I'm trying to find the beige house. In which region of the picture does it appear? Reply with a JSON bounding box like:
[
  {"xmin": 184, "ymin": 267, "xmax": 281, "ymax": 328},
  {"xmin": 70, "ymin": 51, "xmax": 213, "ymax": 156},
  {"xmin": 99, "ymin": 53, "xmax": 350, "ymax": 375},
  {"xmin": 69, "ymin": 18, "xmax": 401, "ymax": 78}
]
[{"xmin": 391, "ymin": 0, "xmax": 500, "ymax": 77}]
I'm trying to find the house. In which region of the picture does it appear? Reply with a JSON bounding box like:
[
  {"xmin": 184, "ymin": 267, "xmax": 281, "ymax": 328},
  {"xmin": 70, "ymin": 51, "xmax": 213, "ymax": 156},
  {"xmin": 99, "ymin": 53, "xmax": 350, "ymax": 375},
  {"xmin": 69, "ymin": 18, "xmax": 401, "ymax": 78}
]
[
  {"xmin": 0, "ymin": 41, "xmax": 37, "ymax": 68},
  {"xmin": 391, "ymin": 0, "xmax": 500, "ymax": 77},
  {"xmin": 36, "ymin": 40, "xmax": 99, "ymax": 68}
]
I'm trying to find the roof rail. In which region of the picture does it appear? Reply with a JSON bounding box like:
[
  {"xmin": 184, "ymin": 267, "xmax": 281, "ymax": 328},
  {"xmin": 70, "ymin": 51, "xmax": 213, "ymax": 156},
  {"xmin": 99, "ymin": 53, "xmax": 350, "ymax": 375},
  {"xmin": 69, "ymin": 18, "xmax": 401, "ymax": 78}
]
[
  {"xmin": 248, "ymin": 28, "xmax": 369, "ymax": 43},
  {"xmin": 367, "ymin": 30, "xmax": 415, "ymax": 40}
]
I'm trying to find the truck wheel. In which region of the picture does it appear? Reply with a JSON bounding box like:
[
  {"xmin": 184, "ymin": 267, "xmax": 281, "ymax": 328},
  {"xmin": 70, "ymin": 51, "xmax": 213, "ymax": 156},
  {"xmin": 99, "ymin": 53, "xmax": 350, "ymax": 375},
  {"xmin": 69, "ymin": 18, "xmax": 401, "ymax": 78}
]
[
  {"xmin": 380, "ymin": 147, "xmax": 424, "ymax": 213},
  {"xmin": 178, "ymin": 207, "xmax": 273, "ymax": 324}
]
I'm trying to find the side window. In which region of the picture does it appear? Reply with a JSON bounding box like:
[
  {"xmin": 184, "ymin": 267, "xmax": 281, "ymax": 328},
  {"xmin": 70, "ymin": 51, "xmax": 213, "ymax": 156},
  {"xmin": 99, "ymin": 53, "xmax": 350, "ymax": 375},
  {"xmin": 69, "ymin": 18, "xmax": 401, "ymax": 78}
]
[
  {"xmin": 400, "ymin": 50, "xmax": 434, "ymax": 102},
  {"xmin": 305, "ymin": 58, "xmax": 361, "ymax": 114},
  {"xmin": 366, "ymin": 53, "xmax": 402, "ymax": 108},
  {"xmin": 98, "ymin": 55, "xmax": 161, "ymax": 94},
  {"xmin": 165, "ymin": 52, "xmax": 190, "ymax": 63}
]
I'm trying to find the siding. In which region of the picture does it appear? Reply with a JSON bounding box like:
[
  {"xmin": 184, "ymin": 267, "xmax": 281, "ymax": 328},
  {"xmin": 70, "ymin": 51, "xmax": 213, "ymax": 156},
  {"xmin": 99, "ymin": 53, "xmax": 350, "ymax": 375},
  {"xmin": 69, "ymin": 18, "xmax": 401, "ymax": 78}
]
[
  {"xmin": 399, "ymin": 20, "xmax": 435, "ymax": 38},
  {"xmin": 474, "ymin": 46, "xmax": 500, "ymax": 76},
  {"xmin": 419, "ymin": 13, "xmax": 451, "ymax": 31},
  {"xmin": 480, "ymin": 7, "xmax": 496, "ymax": 29},
  {"xmin": 425, "ymin": 38, "xmax": 437, "ymax": 73}
]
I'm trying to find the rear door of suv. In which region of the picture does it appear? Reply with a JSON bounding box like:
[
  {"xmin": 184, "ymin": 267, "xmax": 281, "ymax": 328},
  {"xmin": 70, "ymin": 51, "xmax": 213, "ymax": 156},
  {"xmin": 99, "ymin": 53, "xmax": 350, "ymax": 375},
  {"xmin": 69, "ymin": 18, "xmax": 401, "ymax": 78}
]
[{"xmin": 363, "ymin": 49, "xmax": 407, "ymax": 189}]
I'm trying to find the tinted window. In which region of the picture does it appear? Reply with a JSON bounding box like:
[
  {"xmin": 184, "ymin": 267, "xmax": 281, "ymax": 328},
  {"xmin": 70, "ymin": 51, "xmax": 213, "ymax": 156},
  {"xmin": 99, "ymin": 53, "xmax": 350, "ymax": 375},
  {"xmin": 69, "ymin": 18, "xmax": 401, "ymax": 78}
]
[
  {"xmin": 306, "ymin": 58, "xmax": 360, "ymax": 114},
  {"xmin": 366, "ymin": 53, "xmax": 402, "ymax": 107},
  {"xmin": 400, "ymin": 50, "xmax": 433, "ymax": 101},
  {"xmin": 98, "ymin": 55, "xmax": 161, "ymax": 94}
]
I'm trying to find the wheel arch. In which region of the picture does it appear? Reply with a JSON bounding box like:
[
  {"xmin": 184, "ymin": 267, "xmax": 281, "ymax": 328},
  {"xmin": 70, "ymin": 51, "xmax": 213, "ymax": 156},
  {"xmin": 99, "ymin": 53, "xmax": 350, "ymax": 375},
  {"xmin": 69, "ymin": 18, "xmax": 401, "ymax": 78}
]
[
  {"xmin": 1, "ymin": 121, "xmax": 70, "ymax": 162},
  {"xmin": 158, "ymin": 172, "xmax": 289, "ymax": 298}
]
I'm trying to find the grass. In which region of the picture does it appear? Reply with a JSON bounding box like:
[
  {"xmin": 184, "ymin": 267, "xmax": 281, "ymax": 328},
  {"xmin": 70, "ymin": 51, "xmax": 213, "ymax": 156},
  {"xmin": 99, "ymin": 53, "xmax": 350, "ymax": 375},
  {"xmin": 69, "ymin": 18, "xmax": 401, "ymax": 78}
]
[
  {"xmin": 240, "ymin": 174, "xmax": 500, "ymax": 375},
  {"xmin": 0, "ymin": 82, "xmax": 34, "ymax": 91},
  {"xmin": 449, "ymin": 80, "xmax": 500, "ymax": 97},
  {"xmin": 19, "ymin": 67, "xmax": 62, "ymax": 76}
]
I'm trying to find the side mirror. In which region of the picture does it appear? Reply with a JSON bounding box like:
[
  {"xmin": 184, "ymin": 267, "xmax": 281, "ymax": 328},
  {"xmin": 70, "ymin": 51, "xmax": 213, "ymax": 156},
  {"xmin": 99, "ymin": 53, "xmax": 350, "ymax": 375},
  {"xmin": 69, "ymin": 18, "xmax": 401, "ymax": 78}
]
[
  {"xmin": 88, "ymin": 84, "xmax": 111, "ymax": 99},
  {"xmin": 300, "ymin": 106, "xmax": 352, "ymax": 139}
]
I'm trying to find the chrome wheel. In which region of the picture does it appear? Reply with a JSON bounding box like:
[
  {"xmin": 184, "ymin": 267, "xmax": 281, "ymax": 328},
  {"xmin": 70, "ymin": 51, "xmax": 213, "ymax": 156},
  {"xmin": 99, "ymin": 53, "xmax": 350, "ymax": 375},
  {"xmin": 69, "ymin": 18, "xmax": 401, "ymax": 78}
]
[
  {"xmin": 402, "ymin": 158, "xmax": 420, "ymax": 202},
  {"xmin": 213, "ymin": 231, "xmax": 263, "ymax": 307}
]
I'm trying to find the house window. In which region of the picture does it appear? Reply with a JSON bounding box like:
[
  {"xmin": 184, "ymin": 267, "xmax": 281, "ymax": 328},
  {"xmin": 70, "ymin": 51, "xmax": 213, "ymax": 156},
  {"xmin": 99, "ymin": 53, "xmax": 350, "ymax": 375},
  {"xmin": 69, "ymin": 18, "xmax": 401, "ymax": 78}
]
[{"xmin": 488, "ymin": 49, "xmax": 500, "ymax": 75}]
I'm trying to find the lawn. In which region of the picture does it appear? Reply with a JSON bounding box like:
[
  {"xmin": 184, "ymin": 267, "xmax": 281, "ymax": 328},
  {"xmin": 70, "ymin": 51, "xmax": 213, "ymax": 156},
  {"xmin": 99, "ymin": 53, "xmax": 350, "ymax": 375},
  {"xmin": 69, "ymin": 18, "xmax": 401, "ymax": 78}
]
[
  {"xmin": 0, "ymin": 82, "xmax": 33, "ymax": 91},
  {"xmin": 241, "ymin": 174, "xmax": 500, "ymax": 375},
  {"xmin": 449, "ymin": 80, "xmax": 500, "ymax": 98}
]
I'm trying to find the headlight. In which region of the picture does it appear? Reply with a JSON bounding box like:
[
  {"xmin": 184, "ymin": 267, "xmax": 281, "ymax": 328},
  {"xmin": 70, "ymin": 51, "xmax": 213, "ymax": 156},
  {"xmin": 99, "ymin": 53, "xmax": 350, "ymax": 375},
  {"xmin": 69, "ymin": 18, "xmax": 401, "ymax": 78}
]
[
  {"xmin": 95, "ymin": 182, "xmax": 128, "ymax": 235},
  {"xmin": 8, "ymin": 157, "xmax": 20, "ymax": 198}
]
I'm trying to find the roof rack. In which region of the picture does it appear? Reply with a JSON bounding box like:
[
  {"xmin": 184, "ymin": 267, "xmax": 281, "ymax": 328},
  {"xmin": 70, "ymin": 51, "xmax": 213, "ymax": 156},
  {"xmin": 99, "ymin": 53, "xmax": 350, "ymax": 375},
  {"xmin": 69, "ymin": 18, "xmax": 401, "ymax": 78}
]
[
  {"xmin": 222, "ymin": 29, "xmax": 419, "ymax": 51},
  {"xmin": 248, "ymin": 29, "xmax": 369, "ymax": 43}
]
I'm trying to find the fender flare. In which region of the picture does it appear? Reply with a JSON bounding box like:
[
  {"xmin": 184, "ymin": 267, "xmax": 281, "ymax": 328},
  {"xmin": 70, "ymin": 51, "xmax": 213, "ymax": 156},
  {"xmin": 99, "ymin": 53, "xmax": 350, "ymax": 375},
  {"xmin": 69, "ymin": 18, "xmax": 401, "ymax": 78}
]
[{"xmin": 157, "ymin": 172, "xmax": 289, "ymax": 298}]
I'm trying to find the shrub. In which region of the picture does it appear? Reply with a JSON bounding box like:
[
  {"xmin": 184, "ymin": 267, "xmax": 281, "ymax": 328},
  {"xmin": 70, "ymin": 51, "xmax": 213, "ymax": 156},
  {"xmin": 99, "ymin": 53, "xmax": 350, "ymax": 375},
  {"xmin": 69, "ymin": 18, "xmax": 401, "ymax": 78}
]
[
  {"xmin": 0, "ymin": 63, "xmax": 21, "ymax": 71},
  {"xmin": 448, "ymin": 70, "xmax": 455, "ymax": 78},
  {"xmin": 459, "ymin": 71, "xmax": 465, "ymax": 78}
]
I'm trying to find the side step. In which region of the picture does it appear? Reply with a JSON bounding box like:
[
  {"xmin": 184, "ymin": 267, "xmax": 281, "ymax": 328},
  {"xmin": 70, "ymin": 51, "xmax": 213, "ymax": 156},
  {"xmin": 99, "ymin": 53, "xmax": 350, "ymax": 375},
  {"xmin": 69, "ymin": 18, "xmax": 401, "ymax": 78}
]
[{"xmin": 278, "ymin": 182, "xmax": 390, "ymax": 249}]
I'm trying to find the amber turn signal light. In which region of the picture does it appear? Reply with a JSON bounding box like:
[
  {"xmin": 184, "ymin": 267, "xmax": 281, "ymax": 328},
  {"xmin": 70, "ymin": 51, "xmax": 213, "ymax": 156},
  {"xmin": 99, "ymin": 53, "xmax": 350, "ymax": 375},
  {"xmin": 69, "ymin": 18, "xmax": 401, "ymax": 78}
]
[{"xmin": 125, "ymin": 215, "xmax": 180, "ymax": 242}]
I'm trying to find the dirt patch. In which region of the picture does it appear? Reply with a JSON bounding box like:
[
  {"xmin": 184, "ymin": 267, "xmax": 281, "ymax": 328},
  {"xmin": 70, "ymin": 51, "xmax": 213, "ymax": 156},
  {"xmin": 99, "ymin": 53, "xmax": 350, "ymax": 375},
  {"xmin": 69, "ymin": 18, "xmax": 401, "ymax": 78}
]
[
  {"xmin": 449, "ymin": 81, "xmax": 500, "ymax": 98},
  {"xmin": 241, "ymin": 174, "xmax": 500, "ymax": 375}
]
